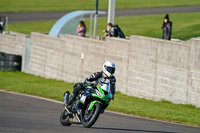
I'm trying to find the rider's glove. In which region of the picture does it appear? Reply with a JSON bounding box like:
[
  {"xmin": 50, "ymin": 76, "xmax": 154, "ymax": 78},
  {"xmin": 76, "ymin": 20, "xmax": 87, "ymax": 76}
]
[
  {"xmin": 82, "ymin": 82, "xmax": 87, "ymax": 87},
  {"xmin": 83, "ymin": 81, "xmax": 95, "ymax": 87}
]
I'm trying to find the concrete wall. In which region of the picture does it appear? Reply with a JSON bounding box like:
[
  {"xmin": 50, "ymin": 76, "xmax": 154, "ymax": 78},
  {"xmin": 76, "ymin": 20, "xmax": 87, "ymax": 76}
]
[
  {"xmin": 128, "ymin": 36, "xmax": 191, "ymax": 104},
  {"xmin": 1, "ymin": 32, "xmax": 200, "ymax": 108},
  {"xmin": 189, "ymin": 38, "xmax": 200, "ymax": 106},
  {"xmin": 29, "ymin": 33, "xmax": 130, "ymax": 93}
]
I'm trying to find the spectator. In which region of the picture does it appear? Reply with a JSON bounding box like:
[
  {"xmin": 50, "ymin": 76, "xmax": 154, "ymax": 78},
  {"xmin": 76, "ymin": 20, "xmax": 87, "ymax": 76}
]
[
  {"xmin": 0, "ymin": 18, "xmax": 4, "ymax": 33},
  {"xmin": 77, "ymin": 20, "xmax": 86, "ymax": 37},
  {"xmin": 103, "ymin": 23, "xmax": 117, "ymax": 37},
  {"xmin": 161, "ymin": 14, "xmax": 172, "ymax": 40}
]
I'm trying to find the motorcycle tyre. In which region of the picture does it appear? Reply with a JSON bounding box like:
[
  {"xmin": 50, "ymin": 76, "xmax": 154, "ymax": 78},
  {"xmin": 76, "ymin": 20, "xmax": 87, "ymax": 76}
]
[
  {"xmin": 60, "ymin": 109, "xmax": 72, "ymax": 126},
  {"xmin": 83, "ymin": 102, "xmax": 102, "ymax": 128}
]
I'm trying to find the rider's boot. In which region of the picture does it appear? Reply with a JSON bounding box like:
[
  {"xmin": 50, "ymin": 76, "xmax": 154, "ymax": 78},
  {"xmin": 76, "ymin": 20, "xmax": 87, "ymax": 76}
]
[
  {"xmin": 64, "ymin": 82, "xmax": 84, "ymax": 108},
  {"xmin": 66, "ymin": 83, "xmax": 81, "ymax": 106},
  {"xmin": 67, "ymin": 95, "xmax": 76, "ymax": 106},
  {"xmin": 64, "ymin": 95, "xmax": 76, "ymax": 118}
]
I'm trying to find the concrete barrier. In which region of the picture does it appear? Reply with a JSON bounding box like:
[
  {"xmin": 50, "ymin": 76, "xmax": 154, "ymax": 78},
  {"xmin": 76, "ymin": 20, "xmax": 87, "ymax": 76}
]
[
  {"xmin": 188, "ymin": 38, "xmax": 200, "ymax": 107},
  {"xmin": 0, "ymin": 32, "xmax": 200, "ymax": 108}
]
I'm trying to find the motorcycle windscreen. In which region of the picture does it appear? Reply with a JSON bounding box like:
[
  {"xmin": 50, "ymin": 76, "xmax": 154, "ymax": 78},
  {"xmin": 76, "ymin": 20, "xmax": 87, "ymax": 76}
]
[
  {"xmin": 98, "ymin": 78, "xmax": 110, "ymax": 93},
  {"xmin": 100, "ymin": 83, "xmax": 110, "ymax": 92}
]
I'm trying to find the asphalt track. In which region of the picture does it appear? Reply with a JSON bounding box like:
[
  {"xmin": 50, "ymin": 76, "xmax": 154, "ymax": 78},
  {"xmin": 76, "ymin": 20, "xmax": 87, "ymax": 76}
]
[
  {"xmin": 0, "ymin": 6, "xmax": 200, "ymax": 23},
  {"xmin": 0, "ymin": 90, "xmax": 200, "ymax": 133}
]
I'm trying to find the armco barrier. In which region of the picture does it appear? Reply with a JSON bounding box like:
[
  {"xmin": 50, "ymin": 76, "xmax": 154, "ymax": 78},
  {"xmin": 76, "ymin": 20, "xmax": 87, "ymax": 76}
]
[{"xmin": 0, "ymin": 32, "xmax": 200, "ymax": 108}]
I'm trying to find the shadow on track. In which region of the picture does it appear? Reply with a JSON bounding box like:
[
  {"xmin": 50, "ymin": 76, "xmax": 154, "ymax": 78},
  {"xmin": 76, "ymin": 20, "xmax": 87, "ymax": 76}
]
[{"xmin": 92, "ymin": 127, "xmax": 178, "ymax": 133}]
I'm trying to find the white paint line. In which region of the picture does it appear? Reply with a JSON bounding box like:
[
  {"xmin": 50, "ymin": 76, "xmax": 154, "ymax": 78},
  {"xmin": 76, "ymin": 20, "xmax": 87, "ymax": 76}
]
[{"xmin": 0, "ymin": 89, "xmax": 63, "ymax": 104}]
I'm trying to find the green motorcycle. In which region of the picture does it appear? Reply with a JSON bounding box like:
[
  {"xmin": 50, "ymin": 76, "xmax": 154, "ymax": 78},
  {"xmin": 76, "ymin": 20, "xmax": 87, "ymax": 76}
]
[{"xmin": 60, "ymin": 81, "xmax": 112, "ymax": 128}]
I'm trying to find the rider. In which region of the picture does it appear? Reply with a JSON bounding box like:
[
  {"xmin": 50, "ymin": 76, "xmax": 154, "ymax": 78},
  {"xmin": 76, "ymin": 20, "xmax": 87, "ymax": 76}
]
[{"xmin": 66, "ymin": 61, "xmax": 116, "ymax": 106}]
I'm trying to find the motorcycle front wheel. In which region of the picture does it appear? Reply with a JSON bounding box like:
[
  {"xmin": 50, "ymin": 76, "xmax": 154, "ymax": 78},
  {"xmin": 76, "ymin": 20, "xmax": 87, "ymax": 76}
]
[
  {"xmin": 82, "ymin": 102, "xmax": 102, "ymax": 128},
  {"xmin": 60, "ymin": 109, "xmax": 72, "ymax": 126}
]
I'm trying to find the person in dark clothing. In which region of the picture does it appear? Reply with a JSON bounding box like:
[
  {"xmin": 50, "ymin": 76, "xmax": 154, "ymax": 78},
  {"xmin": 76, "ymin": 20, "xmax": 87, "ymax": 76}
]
[
  {"xmin": 103, "ymin": 23, "xmax": 117, "ymax": 37},
  {"xmin": 66, "ymin": 61, "xmax": 116, "ymax": 106},
  {"xmin": 0, "ymin": 18, "xmax": 5, "ymax": 33},
  {"xmin": 161, "ymin": 14, "xmax": 172, "ymax": 40}
]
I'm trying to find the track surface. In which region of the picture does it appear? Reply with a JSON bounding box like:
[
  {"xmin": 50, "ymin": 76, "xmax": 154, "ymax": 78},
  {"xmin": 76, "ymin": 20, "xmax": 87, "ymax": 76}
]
[
  {"xmin": 0, "ymin": 90, "xmax": 199, "ymax": 133},
  {"xmin": 0, "ymin": 6, "xmax": 200, "ymax": 23}
]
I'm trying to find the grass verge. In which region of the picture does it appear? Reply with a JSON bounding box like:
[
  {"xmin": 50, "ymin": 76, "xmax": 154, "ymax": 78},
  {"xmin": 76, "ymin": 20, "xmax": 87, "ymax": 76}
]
[
  {"xmin": 0, "ymin": 71, "xmax": 200, "ymax": 127},
  {"xmin": 0, "ymin": 0, "xmax": 200, "ymax": 13},
  {"xmin": 9, "ymin": 12, "xmax": 200, "ymax": 40}
]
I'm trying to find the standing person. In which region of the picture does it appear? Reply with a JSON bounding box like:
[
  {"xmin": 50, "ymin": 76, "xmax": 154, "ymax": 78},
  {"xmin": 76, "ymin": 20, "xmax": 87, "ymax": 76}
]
[
  {"xmin": 161, "ymin": 14, "xmax": 172, "ymax": 40},
  {"xmin": 103, "ymin": 23, "xmax": 117, "ymax": 37},
  {"xmin": 0, "ymin": 18, "xmax": 4, "ymax": 33},
  {"xmin": 77, "ymin": 20, "xmax": 86, "ymax": 37}
]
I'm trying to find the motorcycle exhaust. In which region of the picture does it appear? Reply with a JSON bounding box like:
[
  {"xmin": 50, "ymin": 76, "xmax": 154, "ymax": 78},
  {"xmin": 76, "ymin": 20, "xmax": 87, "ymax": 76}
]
[{"xmin": 64, "ymin": 91, "xmax": 70, "ymax": 104}]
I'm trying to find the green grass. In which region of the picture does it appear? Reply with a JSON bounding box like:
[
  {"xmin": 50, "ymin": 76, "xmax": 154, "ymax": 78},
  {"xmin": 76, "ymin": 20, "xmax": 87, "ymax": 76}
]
[
  {"xmin": 0, "ymin": 71, "xmax": 74, "ymax": 101},
  {"xmin": 1, "ymin": 0, "xmax": 200, "ymax": 13},
  {"xmin": 9, "ymin": 21, "xmax": 56, "ymax": 35},
  {"xmin": 9, "ymin": 12, "xmax": 200, "ymax": 40},
  {"xmin": 0, "ymin": 71, "xmax": 200, "ymax": 127},
  {"xmin": 111, "ymin": 12, "xmax": 200, "ymax": 40},
  {"xmin": 109, "ymin": 94, "xmax": 200, "ymax": 126}
]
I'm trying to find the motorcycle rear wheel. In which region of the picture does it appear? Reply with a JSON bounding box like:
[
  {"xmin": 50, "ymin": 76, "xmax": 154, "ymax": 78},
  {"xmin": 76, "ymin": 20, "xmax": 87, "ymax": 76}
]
[
  {"xmin": 82, "ymin": 102, "xmax": 102, "ymax": 128},
  {"xmin": 60, "ymin": 109, "xmax": 72, "ymax": 126}
]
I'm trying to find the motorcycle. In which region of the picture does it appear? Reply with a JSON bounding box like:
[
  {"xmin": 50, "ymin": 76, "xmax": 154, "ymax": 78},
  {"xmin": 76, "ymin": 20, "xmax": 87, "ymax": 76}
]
[{"xmin": 60, "ymin": 80, "xmax": 112, "ymax": 128}]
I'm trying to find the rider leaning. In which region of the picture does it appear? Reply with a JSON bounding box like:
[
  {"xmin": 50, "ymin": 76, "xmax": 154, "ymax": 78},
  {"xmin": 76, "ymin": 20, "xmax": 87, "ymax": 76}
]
[{"xmin": 67, "ymin": 61, "xmax": 116, "ymax": 106}]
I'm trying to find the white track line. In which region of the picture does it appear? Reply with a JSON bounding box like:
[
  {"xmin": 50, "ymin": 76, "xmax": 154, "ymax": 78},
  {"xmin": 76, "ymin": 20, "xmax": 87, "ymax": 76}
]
[{"xmin": 0, "ymin": 89, "xmax": 63, "ymax": 104}]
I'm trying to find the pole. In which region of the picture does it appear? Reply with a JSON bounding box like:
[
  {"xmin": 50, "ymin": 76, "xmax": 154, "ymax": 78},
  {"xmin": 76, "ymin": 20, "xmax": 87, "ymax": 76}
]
[
  {"xmin": 107, "ymin": 0, "xmax": 115, "ymax": 24},
  {"xmin": 5, "ymin": 16, "xmax": 9, "ymax": 34},
  {"xmin": 89, "ymin": 14, "xmax": 93, "ymax": 38},
  {"xmin": 93, "ymin": 0, "xmax": 98, "ymax": 39}
]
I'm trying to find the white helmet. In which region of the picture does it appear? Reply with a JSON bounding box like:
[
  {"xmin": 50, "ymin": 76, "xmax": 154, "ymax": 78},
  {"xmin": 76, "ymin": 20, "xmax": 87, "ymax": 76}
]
[{"xmin": 102, "ymin": 61, "xmax": 115, "ymax": 77}]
